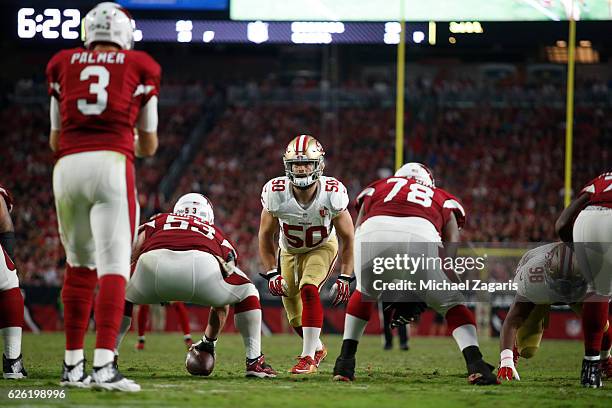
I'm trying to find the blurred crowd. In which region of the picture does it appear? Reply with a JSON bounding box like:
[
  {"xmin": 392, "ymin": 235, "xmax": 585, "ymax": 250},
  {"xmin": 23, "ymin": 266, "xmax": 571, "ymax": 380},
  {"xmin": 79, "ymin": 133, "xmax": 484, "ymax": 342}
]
[{"xmin": 1, "ymin": 77, "xmax": 610, "ymax": 285}]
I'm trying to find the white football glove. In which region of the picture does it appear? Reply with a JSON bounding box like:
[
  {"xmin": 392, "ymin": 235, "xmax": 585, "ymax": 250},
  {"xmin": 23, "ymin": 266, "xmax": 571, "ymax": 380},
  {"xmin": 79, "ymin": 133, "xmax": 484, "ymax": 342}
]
[
  {"xmin": 260, "ymin": 268, "xmax": 288, "ymax": 297},
  {"xmin": 497, "ymin": 349, "xmax": 520, "ymax": 381},
  {"xmin": 329, "ymin": 274, "xmax": 354, "ymax": 307}
]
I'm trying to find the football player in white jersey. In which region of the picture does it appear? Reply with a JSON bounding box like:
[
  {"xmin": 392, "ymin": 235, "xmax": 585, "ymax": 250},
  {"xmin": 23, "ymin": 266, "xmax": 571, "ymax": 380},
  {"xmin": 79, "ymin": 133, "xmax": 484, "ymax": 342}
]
[
  {"xmin": 497, "ymin": 242, "xmax": 611, "ymax": 385},
  {"xmin": 259, "ymin": 135, "xmax": 355, "ymax": 375}
]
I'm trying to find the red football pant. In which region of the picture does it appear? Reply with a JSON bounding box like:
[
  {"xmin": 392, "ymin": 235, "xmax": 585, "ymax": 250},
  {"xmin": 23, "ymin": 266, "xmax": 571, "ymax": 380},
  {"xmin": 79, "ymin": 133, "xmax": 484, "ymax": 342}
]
[
  {"xmin": 171, "ymin": 302, "xmax": 191, "ymax": 335},
  {"xmin": 0, "ymin": 287, "xmax": 24, "ymax": 329},
  {"xmin": 137, "ymin": 304, "xmax": 150, "ymax": 337},
  {"xmin": 62, "ymin": 266, "xmax": 97, "ymax": 350},
  {"xmin": 582, "ymin": 300, "xmax": 609, "ymax": 356}
]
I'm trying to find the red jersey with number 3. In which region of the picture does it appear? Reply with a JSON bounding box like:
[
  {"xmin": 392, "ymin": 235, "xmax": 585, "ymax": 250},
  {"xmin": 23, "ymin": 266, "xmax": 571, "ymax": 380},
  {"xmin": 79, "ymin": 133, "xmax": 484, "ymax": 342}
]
[
  {"xmin": 580, "ymin": 172, "xmax": 612, "ymax": 208},
  {"xmin": 138, "ymin": 213, "xmax": 238, "ymax": 261},
  {"xmin": 356, "ymin": 177, "xmax": 466, "ymax": 235},
  {"xmin": 46, "ymin": 47, "xmax": 161, "ymax": 161}
]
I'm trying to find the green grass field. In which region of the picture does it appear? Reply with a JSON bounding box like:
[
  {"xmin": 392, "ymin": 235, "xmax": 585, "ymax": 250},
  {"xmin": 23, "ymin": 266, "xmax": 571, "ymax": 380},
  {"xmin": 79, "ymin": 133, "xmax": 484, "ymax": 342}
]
[{"xmin": 1, "ymin": 333, "xmax": 610, "ymax": 407}]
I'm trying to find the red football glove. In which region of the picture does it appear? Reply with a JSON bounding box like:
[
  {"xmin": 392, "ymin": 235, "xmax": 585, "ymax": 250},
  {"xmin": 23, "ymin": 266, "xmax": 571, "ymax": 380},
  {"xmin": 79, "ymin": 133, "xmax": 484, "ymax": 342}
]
[
  {"xmin": 497, "ymin": 349, "xmax": 520, "ymax": 381},
  {"xmin": 329, "ymin": 274, "xmax": 354, "ymax": 306},
  {"xmin": 260, "ymin": 268, "xmax": 288, "ymax": 297}
]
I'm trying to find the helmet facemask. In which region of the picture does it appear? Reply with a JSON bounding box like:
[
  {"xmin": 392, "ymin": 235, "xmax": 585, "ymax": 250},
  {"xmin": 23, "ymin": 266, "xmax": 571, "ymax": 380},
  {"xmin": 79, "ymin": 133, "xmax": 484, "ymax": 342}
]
[
  {"xmin": 283, "ymin": 157, "xmax": 324, "ymax": 189},
  {"xmin": 545, "ymin": 244, "xmax": 588, "ymax": 303}
]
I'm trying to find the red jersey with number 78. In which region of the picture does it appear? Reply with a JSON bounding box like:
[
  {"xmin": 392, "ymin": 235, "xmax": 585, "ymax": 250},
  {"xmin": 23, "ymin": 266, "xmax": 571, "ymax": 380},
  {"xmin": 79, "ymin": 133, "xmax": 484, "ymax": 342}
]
[
  {"xmin": 46, "ymin": 47, "xmax": 161, "ymax": 161},
  {"xmin": 138, "ymin": 213, "xmax": 238, "ymax": 262},
  {"xmin": 580, "ymin": 172, "xmax": 612, "ymax": 208},
  {"xmin": 355, "ymin": 176, "xmax": 466, "ymax": 235}
]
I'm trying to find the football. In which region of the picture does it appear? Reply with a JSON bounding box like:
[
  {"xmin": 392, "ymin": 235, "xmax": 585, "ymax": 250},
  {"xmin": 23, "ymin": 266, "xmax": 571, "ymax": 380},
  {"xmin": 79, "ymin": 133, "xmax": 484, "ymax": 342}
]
[{"xmin": 185, "ymin": 346, "xmax": 215, "ymax": 376}]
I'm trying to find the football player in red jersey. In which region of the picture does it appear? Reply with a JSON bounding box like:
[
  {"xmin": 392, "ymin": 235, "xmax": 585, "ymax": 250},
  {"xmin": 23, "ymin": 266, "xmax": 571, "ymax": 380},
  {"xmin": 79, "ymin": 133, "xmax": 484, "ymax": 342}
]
[
  {"xmin": 0, "ymin": 185, "xmax": 27, "ymax": 379},
  {"xmin": 332, "ymin": 163, "xmax": 498, "ymax": 385},
  {"xmin": 556, "ymin": 171, "xmax": 612, "ymax": 388},
  {"xmin": 115, "ymin": 193, "xmax": 276, "ymax": 378},
  {"xmin": 47, "ymin": 2, "xmax": 160, "ymax": 392}
]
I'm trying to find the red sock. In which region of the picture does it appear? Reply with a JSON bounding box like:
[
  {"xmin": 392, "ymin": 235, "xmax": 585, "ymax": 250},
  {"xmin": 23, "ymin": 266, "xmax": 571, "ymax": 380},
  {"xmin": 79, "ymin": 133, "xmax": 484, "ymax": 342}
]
[
  {"xmin": 300, "ymin": 284, "xmax": 323, "ymax": 328},
  {"xmin": 346, "ymin": 290, "xmax": 373, "ymax": 321},
  {"xmin": 445, "ymin": 305, "xmax": 476, "ymax": 332},
  {"xmin": 602, "ymin": 322, "xmax": 611, "ymax": 353},
  {"xmin": 137, "ymin": 304, "xmax": 150, "ymax": 337},
  {"xmin": 582, "ymin": 301, "xmax": 609, "ymax": 356},
  {"xmin": 62, "ymin": 266, "xmax": 97, "ymax": 350},
  {"xmin": 94, "ymin": 275, "xmax": 126, "ymax": 350},
  {"xmin": 0, "ymin": 288, "xmax": 24, "ymax": 329},
  {"xmin": 172, "ymin": 302, "xmax": 191, "ymax": 335}
]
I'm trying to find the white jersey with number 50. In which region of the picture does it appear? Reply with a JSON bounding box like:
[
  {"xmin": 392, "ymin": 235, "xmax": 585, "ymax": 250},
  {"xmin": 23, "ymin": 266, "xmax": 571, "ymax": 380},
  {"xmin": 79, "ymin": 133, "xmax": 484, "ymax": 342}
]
[{"xmin": 261, "ymin": 176, "xmax": 349, "ymax": 254}]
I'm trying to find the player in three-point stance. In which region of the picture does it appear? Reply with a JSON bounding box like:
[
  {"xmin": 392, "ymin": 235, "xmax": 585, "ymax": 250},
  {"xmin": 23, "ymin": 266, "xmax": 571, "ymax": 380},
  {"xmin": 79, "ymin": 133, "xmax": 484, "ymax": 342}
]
[
  {"xmin": 259, "ymin": 135, "xmax": 355, "ymax": 375},
  {"xmin": 0, "ymin": 185, "xmax": 27, "ymax": 379},
  {"xmin": 115, "ymin": 193, "xmax": 277, "ymax": 378},
  {"xmin": 555, "ymin": 171, "xmax": 612, "ymax": 387},
  {"xmin": 47, "ymin": 2, "xmax": 160, "ymax": 391},
  {"xmin": 497, "ymin": 242, "xmax": 611, "ymax": 385},
  {"xmin": 332, "ymin": 162, "xmax": 498, "ymax": 385}
]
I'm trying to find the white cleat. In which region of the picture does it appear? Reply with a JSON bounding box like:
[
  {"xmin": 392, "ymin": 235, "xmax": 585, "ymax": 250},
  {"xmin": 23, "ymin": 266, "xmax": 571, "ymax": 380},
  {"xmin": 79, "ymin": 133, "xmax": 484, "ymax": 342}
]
[
  {"xmin": 90, "ymin": 362, "xmax": 141, "ymax": 392},
  {"xmin": 60, "ymin": 359, "xmax": 91, "ymax": 388}
]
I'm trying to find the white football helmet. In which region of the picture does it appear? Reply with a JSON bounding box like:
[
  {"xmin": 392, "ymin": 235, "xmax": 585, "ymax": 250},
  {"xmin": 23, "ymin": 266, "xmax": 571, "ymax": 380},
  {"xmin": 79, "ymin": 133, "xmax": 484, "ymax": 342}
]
[
  {"xmin": 283, "ymin": 135, "xmax": 325, "ymax": 188},
  {"xmin": 395, "ymin": 162, "xmax": 435, "ymax": 188},
  {"xmin": 173, "ymin": 193, "xmax": 214, "ymax": 224},
  {"xmin": 83, "ymin": 2, "xmax": 134, "ymax": 50}
]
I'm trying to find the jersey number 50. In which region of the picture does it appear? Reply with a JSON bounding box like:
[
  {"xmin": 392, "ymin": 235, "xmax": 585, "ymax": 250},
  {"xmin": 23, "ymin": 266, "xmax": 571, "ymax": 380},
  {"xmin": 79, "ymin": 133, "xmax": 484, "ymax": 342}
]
[
  {"xmin": 78, "ymin": 66, "xmax": 109, "ymax": 115},
  {"xmin": 283, "ymin": 224, "xmax": 328, "ymax": 248}
]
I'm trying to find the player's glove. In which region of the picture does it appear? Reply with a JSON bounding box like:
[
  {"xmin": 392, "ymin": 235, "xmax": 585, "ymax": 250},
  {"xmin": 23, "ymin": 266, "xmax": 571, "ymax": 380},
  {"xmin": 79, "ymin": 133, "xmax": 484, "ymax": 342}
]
[
  {"xmin": 259, "ymin": 268, "xmax": 288, "ymax": 297},
  {"xmin": 497, "ymin": 349, "xmax": 520, "ymax": 381},
  {"xmin": 329, "ymin": 274, "xmax": 355, "ymax": 306},
  {"xmin": 385, "ymin": 301, "xmax": 427, "ymax": 328}
]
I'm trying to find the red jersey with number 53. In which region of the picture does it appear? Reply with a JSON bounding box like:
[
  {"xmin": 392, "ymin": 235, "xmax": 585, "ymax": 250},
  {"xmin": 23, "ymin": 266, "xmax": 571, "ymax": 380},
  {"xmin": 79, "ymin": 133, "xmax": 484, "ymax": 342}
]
[
  {"xmin": 138, "ymin": 213, "xmax": 238, "ymax": 262},
  {"xmin": 356, "ymin": 177, "xmax": 466, "ymax": 235},
  {"xmin": 580, "ymin": 172, "xmax": 612, "ymax": 208},
  {"xmin": 46, "ymin": 48, "xmax": 161, "ymax": 161}
]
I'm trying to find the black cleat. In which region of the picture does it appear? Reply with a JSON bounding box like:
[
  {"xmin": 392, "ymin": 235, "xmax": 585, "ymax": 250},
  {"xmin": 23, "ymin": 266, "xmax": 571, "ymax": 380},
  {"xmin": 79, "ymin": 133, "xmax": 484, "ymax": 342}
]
[
  {"xmin": 3, "ymin": 354, "xmax": 27, "ymax": 379},
  {"xmin": 467, "ymin": 359, "xmax": 499, "ymax": 385},
  {"xmin": 581, "ymin": 358, "xmax": 603, "ymax": 388},
  {"xmin": 332, "ymin": 356, "xmax": 355, "ymax": 382}
]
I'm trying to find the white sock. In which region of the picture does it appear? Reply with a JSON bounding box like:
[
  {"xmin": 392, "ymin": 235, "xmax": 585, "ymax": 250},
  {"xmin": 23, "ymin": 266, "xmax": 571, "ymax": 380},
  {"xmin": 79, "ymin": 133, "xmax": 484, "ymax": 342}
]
[
  {"xmin": 584, "ymin": 355, "xmax": 600, "ymax": 361},
  {"xmin": 315, "ymin": 338, "xmax": 323, "ymax": 351},
  {"xmin": 234, "ymin": 309, "xmax": 261, "ymax": 360},
  {"xmin": 184, "ymin": 334, "xmax": 192, "ymax": 340},
  {"xmin": 302, "ymin": 327, "xmax": 321, "ymax": 358},
  {"xmin": 93, "ymin": 349, "xmax": 115, "ymax": 367},
  {"xmin": 114, "ymin": 316, "xmax": 132, "ymax": 356},
  {"xmin": 138, "ymin": 335, "xmax": 145, "ymax": 342},
  {"xmin": 452, "ymin": 324, "xmax": 479, "ymax": 351},
  {"xmin": 65, "ymin": 349, "xmax": 84, "ymax": 366},
  {"xmin": 1, "ymin": 327, "xmax": 22, "ymax": 359},
  {"xmin": 343, "ymin": 314, "xmax": 368, "ymax": 341},
  {"xmin": 601, "ymin": 349, "xmax": 611, "ymax": 360}
]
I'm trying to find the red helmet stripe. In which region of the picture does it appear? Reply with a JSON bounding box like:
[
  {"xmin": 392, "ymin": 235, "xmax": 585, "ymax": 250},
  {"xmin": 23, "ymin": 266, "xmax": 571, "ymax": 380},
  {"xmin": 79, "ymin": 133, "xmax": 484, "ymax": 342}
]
[{"xmin": 301, "ymin": 135, "xmax": 308, "ymax": 152}]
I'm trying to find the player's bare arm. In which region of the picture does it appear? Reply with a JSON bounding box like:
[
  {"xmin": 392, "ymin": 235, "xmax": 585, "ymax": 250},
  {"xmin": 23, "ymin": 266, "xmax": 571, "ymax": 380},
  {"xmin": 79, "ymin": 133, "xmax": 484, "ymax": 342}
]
[
  {"xmin": 555, "ymin": 193, "xmax": 590, "ymax": 243},
  {"xmin": 204, "ymin": 305, "xmax": 230, "ymax": 340},
  {"xmin": 48, "ymin": 95, "xmax": 60, "ymax": 152},
  {"xmin": 332, "ymin": 209, "xmax": 355, "ymax": 278},
  {"xmin": 258, "ymin": 208, "xmax": 279, "ymax": 271},
  {"xmin": 0, "ymin": 194, "xmax": 15, "ymax": 259},
  {"xmin": 442, "ymin": 212, "xmax": 460, "ymax": 258},
  {"xmin": 130, "ymin": 230, "xmax": 147, "ymax": 264},
  {"xmin": 498, "ymin": 295, "xmax": 534, "ymax": 381}
]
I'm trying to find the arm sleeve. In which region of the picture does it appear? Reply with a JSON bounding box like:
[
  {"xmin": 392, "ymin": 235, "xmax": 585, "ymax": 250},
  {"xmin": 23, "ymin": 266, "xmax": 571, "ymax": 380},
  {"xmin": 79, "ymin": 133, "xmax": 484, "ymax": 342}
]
[
  {"xmin": 442, "ymin": 192, "xmax": 466, "ymax": 229},
  {"xmin": 50, "ymin": 97, "xmax": 61, "ymax": 130},
  {"xmin": 46, "ymin": 52, "xmax": 62, "ymax": 99},
  {"xmin": 329, "ymin": 180, "xmax": 349, "ymax": 217},
  {"xmin": 138, "ymin": 53, "xmax": 161, "ymax": 106},
  {"xmin": 136, "ymin": 96, "xmax": 158, "ymax": 133}
]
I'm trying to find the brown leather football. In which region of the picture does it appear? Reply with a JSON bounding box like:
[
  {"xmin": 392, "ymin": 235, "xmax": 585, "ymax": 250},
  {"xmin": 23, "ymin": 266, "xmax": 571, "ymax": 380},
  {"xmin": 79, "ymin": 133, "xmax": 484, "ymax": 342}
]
[{"xmin": 185, "ymin": 346, "xmax": 215, "ymax": 376}]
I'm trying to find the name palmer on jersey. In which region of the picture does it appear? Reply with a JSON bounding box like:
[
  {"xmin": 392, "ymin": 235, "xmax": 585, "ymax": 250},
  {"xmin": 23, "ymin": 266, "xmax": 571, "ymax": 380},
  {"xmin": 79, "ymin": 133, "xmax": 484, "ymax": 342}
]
[{"xmin": 261, "ymin": 176, "xmax": 349, "ymax": 254}]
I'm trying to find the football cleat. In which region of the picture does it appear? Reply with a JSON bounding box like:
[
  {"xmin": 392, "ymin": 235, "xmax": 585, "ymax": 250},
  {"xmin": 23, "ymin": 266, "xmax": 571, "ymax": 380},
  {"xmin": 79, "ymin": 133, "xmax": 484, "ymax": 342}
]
[
  {"xmin": 290, "ymin": 356, "xmax": 317, "ymax": 375},
  {"xmin": 332, "ymin": 356, "xmax": 355, "ymax": 382},
  {"xmin": 581, "ymin": 358, "xmax": 603, "ymax": 388},
  {"xmin": 246, "ymin": 354, "xmax": 277, "ymax": 378},
  {"xmin": 602, "ymin": 356, "xmax": 612, "ymax": 379},
  {"xmin": 3, "ymin": 354, "xmax": 27, "ymax": 379},
  {"xmin": 135, "ymin": 339, "xmax": 145, "ymax": 351},
  {"xmin": 314, "ymin": 344, "xmax": 328, "ymax": 367},
  {"xmin": 467, "ymin": 359, "xmax": 500, "ymax": 385},
  {"xmin": 90, "ymin": 362, "xmax": 141, "ymax": 392},
  {"xmin": 60, "ymin": 359, "xmax": 90, "ymax": 387}
]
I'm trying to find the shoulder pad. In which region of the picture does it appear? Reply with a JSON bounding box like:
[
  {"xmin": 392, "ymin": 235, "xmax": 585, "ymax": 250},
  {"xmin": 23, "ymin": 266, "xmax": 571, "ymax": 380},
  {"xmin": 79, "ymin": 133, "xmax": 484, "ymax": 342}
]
[
  {"xmin": 261, "ymin": 177, "xmax": 288, "ymax": 216},
  {"xmin": 323, "ymin": 177, "xmax": 349, "ymax": 214}
]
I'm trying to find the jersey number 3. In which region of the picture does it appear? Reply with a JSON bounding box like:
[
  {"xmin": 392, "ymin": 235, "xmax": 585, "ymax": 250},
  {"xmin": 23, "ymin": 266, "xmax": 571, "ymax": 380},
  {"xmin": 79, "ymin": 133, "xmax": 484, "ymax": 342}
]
[{"xmin": 78, "ymin": 66, "xmax": 109, "ymax": 115}]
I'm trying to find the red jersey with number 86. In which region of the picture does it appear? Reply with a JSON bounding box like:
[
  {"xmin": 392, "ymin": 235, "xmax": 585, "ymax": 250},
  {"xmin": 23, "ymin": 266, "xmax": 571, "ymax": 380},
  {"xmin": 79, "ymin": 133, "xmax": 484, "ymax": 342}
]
[
  {"xmin": 138, "ymin": 213, "xmax": 237, "ymax": 262},
  {"xmin": 46, "ymin": 48, "xmax": 161, "ymax": 161},
  {"xmin": 356, "ymin": 176, "xmax": 466, "ymax": 235}
]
